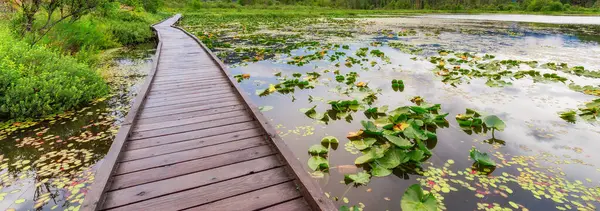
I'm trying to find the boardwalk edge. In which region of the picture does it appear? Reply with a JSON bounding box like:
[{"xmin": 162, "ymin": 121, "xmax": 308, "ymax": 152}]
[
  {"xmin": 173, "ymin": 18, "xmax": 337, "ymax": 211},
  {"xmin": 81, "ymin": 14, "xmax": 180, "ymax": 211}
]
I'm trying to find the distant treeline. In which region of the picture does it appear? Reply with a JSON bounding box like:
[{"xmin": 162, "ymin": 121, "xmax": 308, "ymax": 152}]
[{"xmin": 187, "ymin": 0, "xmax": 600, "ymax": 11}]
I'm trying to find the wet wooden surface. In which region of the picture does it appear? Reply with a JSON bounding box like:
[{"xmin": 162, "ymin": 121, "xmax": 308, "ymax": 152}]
[{"xmin": 82, "ymin": 15, "xmax": 335, "ymax": 211}]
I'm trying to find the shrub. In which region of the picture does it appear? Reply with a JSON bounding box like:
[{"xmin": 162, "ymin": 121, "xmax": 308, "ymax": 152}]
[{"xmin": 0, "ymin": 26, "xmax": 109, "ymax": 119}]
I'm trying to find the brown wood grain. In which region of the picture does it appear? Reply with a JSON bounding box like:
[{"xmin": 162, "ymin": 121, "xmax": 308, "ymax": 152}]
[
  {"xmin": 123, "ymin": 129, "xmax": 263, "ymax": 161},
  {"xmin": 141, "ymin": 96, "xmax": 239, "ymax": 112},
  {"xmin": 129, "ymin": 116, "xmax": 254, "ymax": 140},
  {"xmin": 137, "ymin": 101, "xmax": 241, "ymax": 119},
  {"xmin": 134, "ymin": 104, "xmax": 246, "ymax": 126},
  {"xmin": 133, "ymin": 110, "xmax": 248, "ymax": 132},
  {"xmin": 103, "ymin": 156, "xmax": 283, "ymax": 209},
  {"xmin": 261, "ymin": 198, "xmax": 311, "ymax": 211},
  {"xmin": 186, "ymin": 182, "xmax": 302, "ymax": 211},
  {"xmin": 110, "ymin": 145, "xmax": 275, "ymax": 191},
  {"xmin": 106, "ymin": 167, "xmax": 292, "ymax": 211},
  {"xmin": 117, "ymin": 136, "xmax": 267, "ymax": 174}
]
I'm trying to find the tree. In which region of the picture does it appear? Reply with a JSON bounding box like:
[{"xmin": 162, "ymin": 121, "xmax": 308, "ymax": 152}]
[{"xmin": 10, "ymin": 0, "xmax": 106, "ymax": 45}]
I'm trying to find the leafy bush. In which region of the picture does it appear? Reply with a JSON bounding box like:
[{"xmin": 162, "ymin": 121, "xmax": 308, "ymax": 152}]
[
  {"xmin": 527, "ymin": 0, "xmax": 564, "ymax": 11},
  {"xmin": 0, "ymin": 26, "xmax": 109, "ymax": 119}
]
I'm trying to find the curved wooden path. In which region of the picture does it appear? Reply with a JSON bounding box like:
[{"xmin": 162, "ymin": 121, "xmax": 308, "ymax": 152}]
[{"xmin": 82, "ymin": 15, "xmax": 335, "ymax": 211}]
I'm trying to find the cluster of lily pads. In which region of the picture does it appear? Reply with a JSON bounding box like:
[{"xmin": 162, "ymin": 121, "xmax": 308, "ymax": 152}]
[{"xmin": 559, "ymin": 98, "xmax": 600, "ymax": 123}]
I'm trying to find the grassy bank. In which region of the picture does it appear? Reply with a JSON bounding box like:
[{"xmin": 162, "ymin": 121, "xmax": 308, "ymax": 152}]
[{"xmin": 0, "ymin": 2, "xmax": 168, "ymax": 120}]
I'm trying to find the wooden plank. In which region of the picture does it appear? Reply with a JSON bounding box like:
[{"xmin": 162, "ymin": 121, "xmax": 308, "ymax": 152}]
[
  {"xmin": 123, "ymin": 129, "xmax": 264, "ymax": 161},
  {"xmin": 141, "ymin": 92, "xmax": 237, "ymax": 109},
  {"xmin": 81, "ymin": 14, "xmax": 179, "ymax": 211},
  {"xmin": 133, "ymin": 110, "xmax": 248, "ymax": 132},
  {"xmin": 153, "ymin": 72, "xmax": 222, "ymax": 79},
  {"xmin": 153, "ymin": 75, "xmax": 224, "ymax": 83},
  {"xmin": 143, "ymin": 89, "xmax": 233, "ymax": 104},
  {"xmin": 143, "ymin": 90, "xmax": 232, "ymax": 104},
  {"xmin": 149, "ymin": 79, "xmax": 229, "ymax": 91},
  {"xmin": 147, "ymin": 86, "xmax": 232, "ymax": 98},
  {"xmin": 138, "ymin": 101, "xmax": 241, "ymax": 119},
  {"xmin": 125, "ymin": 121, "xmax": 257, "ymax": 151},
  {"xmin": 118, "ymin": 137, "xmax": 267, "ymax": 174},
  {"xmin": 261, "ymin": 198, "xmax": 311, "ymax": 211},
  {"xmin": 135, "ymin": 104, "xmax": 246, "ymax": 126},
  {"xmin": 110, "ymin": 145, "xmax": 275, "ymax": 191},
  {"xmin": 129, "ymin": 115, "xmax": 253, "ymax": 140},
  {"xmin": 103, "ymin": 156, "xmax": 283, "ymax": 209},
  {"xmin": 141, "ymin": 96, "xmax": 239, "ymax": 112},
  {"xmin": 154, "ymin": 72, "xmax": 223, "ymax": 79},
  {"xmin": 187, "ymin": 182, "xmax": 302, "ymax": 211},
  {"xmin": 106, "ymin": 167, "xmax": 292, "ymax": 211},
  {"xmin": 177, "ymin": 26, "xmax": 337, "ymax": 210}
]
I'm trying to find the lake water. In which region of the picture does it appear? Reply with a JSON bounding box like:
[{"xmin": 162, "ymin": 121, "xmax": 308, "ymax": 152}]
[
  {"xmin": 181, "ymin": 14, "xmax": 600, "ymax": 211},
  {"xmin": 422, "ymin": 14, "xmax": 600, "ymax": 25}
]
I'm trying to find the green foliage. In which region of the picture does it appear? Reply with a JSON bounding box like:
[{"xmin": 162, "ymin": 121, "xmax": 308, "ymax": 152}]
[
  {"xmin": 344, "ymin": 171, "xmax": 371, "ymax": 185},
  {"xmin": 469, "ymin": 147, "xmax": 496, "ymax": 167},
  {"xmin": 0, "ymin": 26, "xmax": 108, "ymax": 119},
  {"xmin": 401, "ymin": 184, "xmax": 438, "ymax": 211}
]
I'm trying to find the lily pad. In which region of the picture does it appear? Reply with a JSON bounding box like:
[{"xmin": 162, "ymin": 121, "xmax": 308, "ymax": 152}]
[
  {"xmin": 321, "ymin": 136, "xmax": 339, "ymax": 147},
  {"xmin": 384, "ymin": 134, "xmax": 412, "ymax": 149},
  {"xmin": 401, "ymin": 184, "xmax": 438, "ymax": 211},
  {"xmin": 308, "ymin": 144, "xmax": 328, "ymax": 154},
  {"xmin": 470, "ymin": 148, "xmax": 496, "ymax": 167},
  {"xmin": 344, "ymin": 171, "xmax": 371, "ymax": 185},
  {"xmin": 308, "ymin": 156, "xmax": 329, "ymax": 171},
  {"xmin": 483, "ymin": 115, "xmax": 505, "ymax": 131}
]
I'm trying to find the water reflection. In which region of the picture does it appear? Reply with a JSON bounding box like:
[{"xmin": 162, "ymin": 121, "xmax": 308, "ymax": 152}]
[{"xmin": 221, "ymin": 16, "xmax": 600, "ymax": 210}]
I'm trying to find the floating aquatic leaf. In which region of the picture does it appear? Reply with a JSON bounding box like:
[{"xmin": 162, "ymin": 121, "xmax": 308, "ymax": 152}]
[
  {"xmin": 321, "ymin": 136, "xmax": 339, "ymax": 147},
  {"xmin": 401, "ymin": 184, "xmax": 438, "ymax": 211},
  {"xmin": 339, "ymin": 205, "xmax": 359, "ymax": 211},
  {"xmin": 308, "ymin": 144, "xmax": 328, "ymax": 154},
  {"xmin": 483, "ymin": 115, "xmax": 505, "ymax": 131},
  {"xmin": 470, "ymin": 148, "xmax": 496, "ymax": 167},
  {"xmin": 308, "ymin": 156, "xmax": 329, "ymax": 171},
  {"xmin": 384, "ymin": 135, "xmax": 412, "ymax": 149},
  {"xmin": 344, "ymin": 171, "xmax": 371, "ymax": 185}
]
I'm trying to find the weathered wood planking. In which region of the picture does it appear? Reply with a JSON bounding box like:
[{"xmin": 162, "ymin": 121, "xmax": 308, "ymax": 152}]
[{"xmin": 81, "ymin": 14, "xmax": 335, "ymax": 211}]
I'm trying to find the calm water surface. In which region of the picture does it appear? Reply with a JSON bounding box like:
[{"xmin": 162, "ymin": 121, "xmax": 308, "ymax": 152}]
[{"xmin": 224, "ymin": 15, "xmax": 600, "ymax": 210}]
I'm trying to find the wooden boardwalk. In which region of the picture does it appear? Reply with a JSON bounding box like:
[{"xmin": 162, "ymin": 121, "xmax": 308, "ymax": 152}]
[{"xmin": 82, "ymin": 15, "xmax": 335, "ymax": 211}]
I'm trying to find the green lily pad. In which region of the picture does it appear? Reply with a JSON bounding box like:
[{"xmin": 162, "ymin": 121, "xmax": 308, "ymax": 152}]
[
  {"xmin": 339, "ymin": 205, "xmax": 360, "ymax": 211},
  {"xmin": 351, "ymin": 137, "xmax": 377, "ymax": 150},
  {"xmin": 344, "ymin": 171, "xmax": 371, "ymax": 185},
  {"xmin": 400, "ymin": 184, "xmax": 438, "ymax": 211},
  {"xmin": 321, "ymin": 136, "xmax": 339, "ymax": 147},
  {"xmin": 384, "ymin": 134, "xmax": 413, "ymax": 149},
  {"xmin": 376, "ymin": 148, "xmax": 409, "ymax": 169},
  {"xmin": 470, "ymin": 148, "xmax": 496, "ymax": 167},
  {"xmin": 308, "ymin": 156, "xmax": 329, "ymax": 171},
  {"xmin": 371, "ymin": 162, "xmax": 393, "ymax": 177},
  {"xmin": 308, "ymin": 144, "xmax": 328, "ymax": 154},
  {"xmin": 483, "ymin": 115, "xmax": 506, "ymax": 131},
  {"xmin": 354, "ymin": 146, "xmax": 387, "ymax": 165}
]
